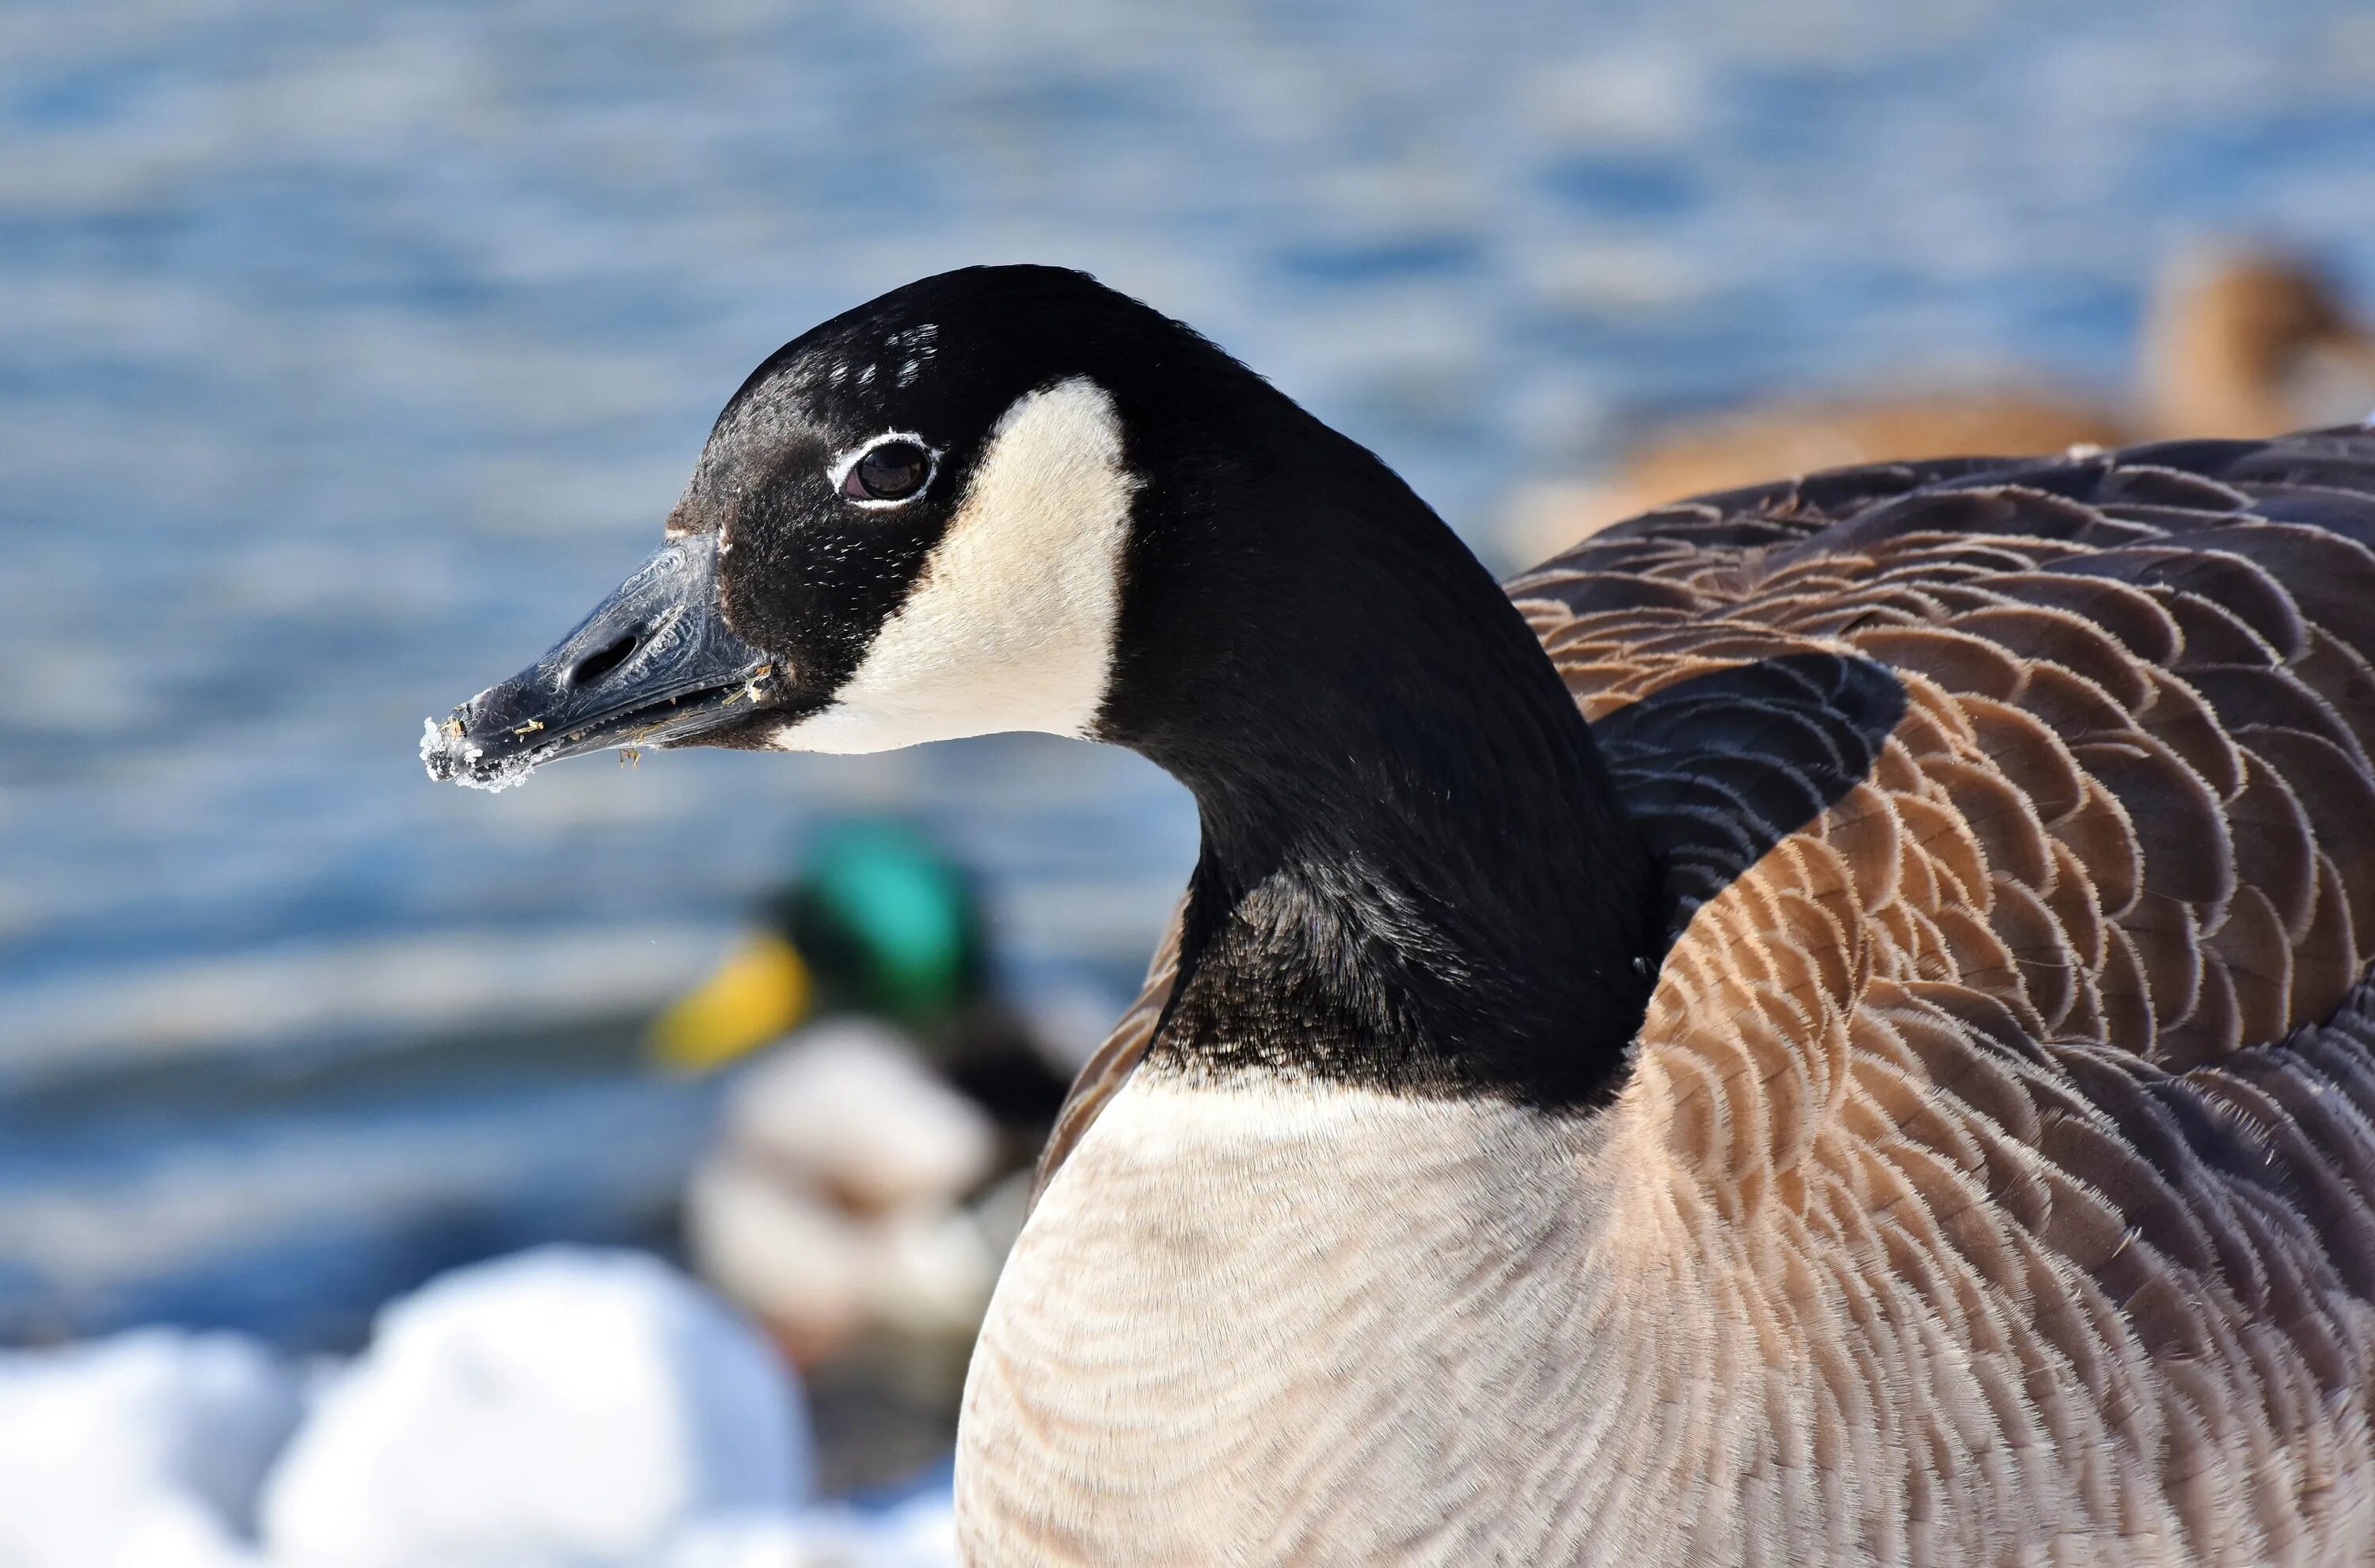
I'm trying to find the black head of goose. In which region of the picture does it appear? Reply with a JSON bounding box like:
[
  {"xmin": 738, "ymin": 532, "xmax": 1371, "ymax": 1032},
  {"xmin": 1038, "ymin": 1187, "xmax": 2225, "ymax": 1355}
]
[{"xmin": 430, "ymin": 266, "xmax": 2375, "ymax": 1566}]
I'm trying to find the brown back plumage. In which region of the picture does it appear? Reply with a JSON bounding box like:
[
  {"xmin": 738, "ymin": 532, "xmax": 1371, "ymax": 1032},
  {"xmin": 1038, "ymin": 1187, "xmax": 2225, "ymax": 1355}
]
[{"xmin": 1516, "ymin": 429, "xmax": 2375, "ymax": 1556}]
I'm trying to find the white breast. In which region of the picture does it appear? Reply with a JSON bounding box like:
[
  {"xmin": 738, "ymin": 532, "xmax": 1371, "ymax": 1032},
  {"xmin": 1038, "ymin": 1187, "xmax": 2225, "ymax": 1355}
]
[
  {"xmin": 955, "ymin": 1071, "xmax": 1748, "ymax": 1566},
  {"xmin": 955, "ymin": 1065, "xmax": 2370, "ymax": 1566}
]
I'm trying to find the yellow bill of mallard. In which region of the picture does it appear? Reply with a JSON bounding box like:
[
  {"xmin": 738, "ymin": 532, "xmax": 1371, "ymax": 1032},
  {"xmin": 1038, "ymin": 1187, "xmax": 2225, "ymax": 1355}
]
[{"xmin": 649, "ymin": 931, "xmax": 815, "ymax": 1072}]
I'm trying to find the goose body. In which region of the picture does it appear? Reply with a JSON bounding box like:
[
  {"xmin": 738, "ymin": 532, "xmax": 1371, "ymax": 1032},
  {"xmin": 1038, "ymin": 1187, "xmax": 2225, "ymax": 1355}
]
[{"xmin": 428, "ymin": 267, "xmax": 2375, "ymax": 1564}]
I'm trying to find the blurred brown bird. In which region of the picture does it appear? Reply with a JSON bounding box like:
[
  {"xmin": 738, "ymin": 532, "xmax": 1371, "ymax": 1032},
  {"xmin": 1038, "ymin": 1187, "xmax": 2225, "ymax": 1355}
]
[{"xmin": 1510, "ymin": 243, "xmax": 2375, "ymax": 556}]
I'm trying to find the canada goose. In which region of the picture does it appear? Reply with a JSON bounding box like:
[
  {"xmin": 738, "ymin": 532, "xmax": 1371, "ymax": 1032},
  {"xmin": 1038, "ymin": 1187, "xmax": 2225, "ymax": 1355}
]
[
  {"xmin": 1518, "ymin": 242, "xmax": 2375, "ymax": 551},
  {"xmin": 427, "ymin": 265, "xmax": 2375, "ymax": 1564}
]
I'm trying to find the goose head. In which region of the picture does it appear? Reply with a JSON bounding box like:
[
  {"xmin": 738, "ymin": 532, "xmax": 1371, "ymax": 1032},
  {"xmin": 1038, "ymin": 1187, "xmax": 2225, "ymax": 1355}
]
[{"xmin": 422, "ymin": 265, "xmax": 1218, "ymax": 786}]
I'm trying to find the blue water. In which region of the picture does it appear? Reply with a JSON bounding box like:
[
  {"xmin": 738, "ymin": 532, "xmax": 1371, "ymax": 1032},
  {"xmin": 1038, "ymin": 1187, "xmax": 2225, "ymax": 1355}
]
[{"xmin": 4, "ymin": 0, "xmax": 2375, "ymax": 1341}]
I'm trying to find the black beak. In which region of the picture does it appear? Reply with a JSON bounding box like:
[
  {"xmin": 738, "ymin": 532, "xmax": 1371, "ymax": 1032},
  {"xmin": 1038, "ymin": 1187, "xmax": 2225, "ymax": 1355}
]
[{"xmin": 423, "ymin": 536, "xmax": 774, "ymax": 790}]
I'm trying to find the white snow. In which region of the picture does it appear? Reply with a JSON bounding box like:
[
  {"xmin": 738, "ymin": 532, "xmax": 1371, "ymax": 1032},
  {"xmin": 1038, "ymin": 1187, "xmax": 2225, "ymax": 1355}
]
[
  {"xmin": 654, "ymin": 1494, "xmax": 956, "ymax": 1568},
  {"xmin": 420, "ymin": 715, "xmax": 538, "ymax": 793},
  {"xmin": 0, "ymin": 1247, "xmax": 959, "ymax": 1568},
  {"xmin": 758, "ymin": 1492, "xmax": 960, "ymax": 1568},
  {"xmin": 0, "ymin": 1327, "xmax": 300, "ymax": 1568},
  {"xmin": 260, "ymin": 1247, "xmax": 811, "ymax": 1568}
]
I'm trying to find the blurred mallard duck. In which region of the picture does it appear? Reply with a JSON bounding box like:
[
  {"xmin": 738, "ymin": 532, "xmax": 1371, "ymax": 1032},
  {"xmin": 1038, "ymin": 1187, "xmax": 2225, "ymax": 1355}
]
[
  {"xmin": 654, "ymin": 820, "xmax": 1074, "ymax": 1142},
  {"xmin": 656, "ymin": 822, "xmax": 1069, "ymax": 1371},
  {"xmin": 1509, "ymin": 241, "xmax": 2375, "ymax": 554}
]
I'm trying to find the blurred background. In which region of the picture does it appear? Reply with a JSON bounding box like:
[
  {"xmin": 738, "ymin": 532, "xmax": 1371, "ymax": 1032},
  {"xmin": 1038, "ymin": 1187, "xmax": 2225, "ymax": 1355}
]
[{"xmin": 6, "ymin": 0, "xmax": 2375, "ymax": 1562}]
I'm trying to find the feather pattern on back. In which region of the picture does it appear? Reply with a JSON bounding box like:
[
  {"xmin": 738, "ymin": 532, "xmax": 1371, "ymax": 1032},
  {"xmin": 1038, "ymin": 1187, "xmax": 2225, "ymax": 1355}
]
[{"xmin": 1016, "ymin": 428, "xmax": 2375, "ymax": 1563}]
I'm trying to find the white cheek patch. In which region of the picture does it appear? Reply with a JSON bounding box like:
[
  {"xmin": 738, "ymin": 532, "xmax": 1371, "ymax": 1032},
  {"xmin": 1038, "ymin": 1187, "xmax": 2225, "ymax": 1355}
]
[{"xmin": 780, "ymin": 376, "xmax": 1138, "ymax": 754}]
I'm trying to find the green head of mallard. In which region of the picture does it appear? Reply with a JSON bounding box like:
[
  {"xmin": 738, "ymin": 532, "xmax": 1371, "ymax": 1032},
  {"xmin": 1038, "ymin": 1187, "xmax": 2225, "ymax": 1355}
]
[{"xmin": 652, "ymin": 819, "xmax": 986, "ymax": 1071}]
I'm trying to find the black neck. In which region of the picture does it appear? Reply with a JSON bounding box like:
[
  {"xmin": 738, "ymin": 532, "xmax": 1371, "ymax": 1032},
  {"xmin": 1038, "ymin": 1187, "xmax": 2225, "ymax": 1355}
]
[{"xmin": 1094, "ymin": 391, "xmax": 1660, "ymax": 1107}]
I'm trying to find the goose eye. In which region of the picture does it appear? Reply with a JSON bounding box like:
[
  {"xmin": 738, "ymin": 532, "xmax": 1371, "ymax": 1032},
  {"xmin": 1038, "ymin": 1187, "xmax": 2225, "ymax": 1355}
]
[{"xmin": 843, "ymin": 439, "xmax": 933, "ymax": 503}]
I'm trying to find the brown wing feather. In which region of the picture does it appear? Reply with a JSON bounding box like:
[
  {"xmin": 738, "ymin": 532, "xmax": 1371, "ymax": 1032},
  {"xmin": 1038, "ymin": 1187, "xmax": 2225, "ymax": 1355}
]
[
  {"xmin": 1504, "ymin": 425, "xmax": 2375, "ymax": 1555},
  {"xmin": 1032, "ymin": 902, "xmax": 1180, "ymax": 1201}
]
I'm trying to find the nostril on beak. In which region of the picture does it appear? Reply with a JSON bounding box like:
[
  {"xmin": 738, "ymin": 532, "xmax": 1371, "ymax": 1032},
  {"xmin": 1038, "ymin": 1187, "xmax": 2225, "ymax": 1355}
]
[{"xmin": 568, "ymin": 626, "xmax": 644, "ymax": 690}]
